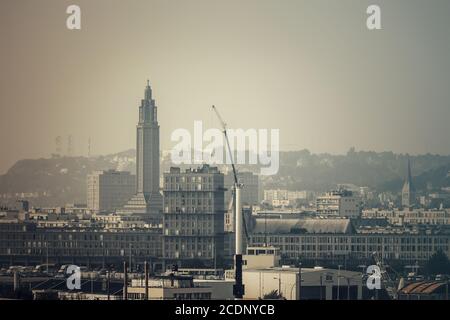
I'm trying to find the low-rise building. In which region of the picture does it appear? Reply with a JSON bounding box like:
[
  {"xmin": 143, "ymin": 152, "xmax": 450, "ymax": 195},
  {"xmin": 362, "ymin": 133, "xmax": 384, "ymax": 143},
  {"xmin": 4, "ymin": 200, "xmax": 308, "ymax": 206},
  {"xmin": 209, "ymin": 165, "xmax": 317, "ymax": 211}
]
[
  {"xmin": 398, "ymin": 281, "xmax": 449, "ymax": 300},
  {"xmin": 128, "ymin": 275, "xmax": 212, "ymax": 300},
  {"xmin": 316, "ymin": 190, "xmax": 361, "ymax": 218},
  {"xmin": 233, "ymin": 245, "xmax": 363, "ymax": 300}
]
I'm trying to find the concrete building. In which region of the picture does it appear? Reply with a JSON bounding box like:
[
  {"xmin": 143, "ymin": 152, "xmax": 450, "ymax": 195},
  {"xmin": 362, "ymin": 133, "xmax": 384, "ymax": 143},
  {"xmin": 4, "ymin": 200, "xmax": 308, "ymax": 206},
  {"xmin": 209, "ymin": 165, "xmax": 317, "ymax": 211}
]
[
  {"xmin": 234, "ymin": 246, "xmax": 363, "ymax": 300},
  {"xmin": 162, "ymin": 165, "xmax": 226, "ymax": 267},
  {"xmin": 249, "ymin": 218, "xmax": 450, "ymax": 265},
  {"xmin": 264, "ymin": 189, "xmax": 311, "ymax": 207},
  {"xmin": 87, "ymin": 170, "xmax": 135, "ymax": 212},
  {"xmin": 93, "ymin": 213, "xmax": 147, "ymax": 229},
  {"xmin": 243, "ymin": 246, "xmax": 281, "ymax": 269},
  {"xmin": 243, "ymin": 266, "xmax": 363, "ymax": 300},
  {"xmin": 0, "ymin": 222, "xmax": 162, "ymax": 269},
  {"xmin": 362, "ymin": 208, "xmax": 450, "ymax": 225},
  {"xmin": 316, "ymin": 190, "xmax": 361, "ymax": 218},
  {"xmin": 120, "ymin": 81, "xmax": 163, "ymax": 224},
  {"xmin": 128, "ymin": 275, "xmax": 212, "ymax": 300},
  {"xmin": 193, "ymin": 279, "xmax": 234, "ymax": 299},
  {"xmin": 1, "ymin": 214, "xmax": 450, "ymax": 269}
]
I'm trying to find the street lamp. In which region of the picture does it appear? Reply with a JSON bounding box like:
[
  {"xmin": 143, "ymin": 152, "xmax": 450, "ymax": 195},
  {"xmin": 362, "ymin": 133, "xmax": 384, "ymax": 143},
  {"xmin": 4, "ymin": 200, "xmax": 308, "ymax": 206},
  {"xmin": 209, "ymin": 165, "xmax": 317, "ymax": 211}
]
[
  {"xmin": 337, "ymin": 265, "xmax": 342, "ymax": 300},
  {"xmin": 298, "ymin": 263, "xmax": 302, "ymax": 300}
]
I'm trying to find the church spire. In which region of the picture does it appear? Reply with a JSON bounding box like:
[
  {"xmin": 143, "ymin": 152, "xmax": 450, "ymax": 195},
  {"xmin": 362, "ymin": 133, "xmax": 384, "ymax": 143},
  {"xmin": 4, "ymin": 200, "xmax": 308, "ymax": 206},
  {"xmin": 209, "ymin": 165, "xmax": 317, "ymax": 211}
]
[
  {"xmin": 407, "ymin": 158, "xmax": 412, "ymax": 182},
  {"xmin": 402, "ymin": 157, "xmax": 415, "ymax": 208}
]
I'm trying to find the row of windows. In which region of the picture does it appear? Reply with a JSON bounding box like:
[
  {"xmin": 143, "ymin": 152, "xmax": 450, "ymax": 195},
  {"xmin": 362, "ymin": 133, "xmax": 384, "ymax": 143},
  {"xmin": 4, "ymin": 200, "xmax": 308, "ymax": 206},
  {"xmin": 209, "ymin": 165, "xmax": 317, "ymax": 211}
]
[
  {"xmin": 0, "ymin": 233, "xmax": 160, "ymax": 241},
  {"xmin": 0, "ymin": 248, "xmax": 161, "ymax": 256},
  {"xmin": 251, "ymin": 236, "xmax": 449, "ymax": 245}
]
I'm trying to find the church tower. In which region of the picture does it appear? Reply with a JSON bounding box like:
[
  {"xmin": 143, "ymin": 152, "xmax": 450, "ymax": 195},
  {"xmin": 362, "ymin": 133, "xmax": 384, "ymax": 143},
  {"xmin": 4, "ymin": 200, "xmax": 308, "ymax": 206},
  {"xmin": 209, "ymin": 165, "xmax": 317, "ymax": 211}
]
[
  {"xmin": 401, "ymin": 158, "xmax": 415, "ymax": 208},
  {"xmin": 136, "ymin": 80, "xmax": 160, "ymax": 196},
  {"xmin": 120, "ymin": 80, "xmax": 163, "ymax": 224}
]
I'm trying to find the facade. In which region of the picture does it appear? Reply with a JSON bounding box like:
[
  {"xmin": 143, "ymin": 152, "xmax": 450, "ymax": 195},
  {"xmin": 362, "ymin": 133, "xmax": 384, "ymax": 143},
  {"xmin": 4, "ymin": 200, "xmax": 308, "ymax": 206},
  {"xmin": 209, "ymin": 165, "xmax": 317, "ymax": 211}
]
[
  {"xmin": 87, "ymin": 170, "xmax": 135, "ymax": 212},
  {"xmin": 120, "ymin": 81, "xmax": 163, "ymax": 224},
  {"xmin": 128, "ymin": 275, "xmax": 212, "ymax": 300},
  {"xmin": 0, "ymin": 222, "xmax": 162, "ymax": 268},
  {"xmin": 362, "ymin": 209, "xmax": 450, "ymax": 225},
  {"xmin": 249, "ymin": 218, "xmax": 450, "ymax": 265},
  {"xmin": 316, "ymin": 190, "xmax": 361, "ymax": 218},
  {"xmin": 233, "ymin": 246, "xmax": 363, "ymax": 300},
  {"xmin": 264, "ymin": 189, "xmax": 311, "ymax": 207},
  {"xmin": 242, "ymin": 266, "xmax": 363, "ymax": 300},
  {"xmin": 162, "ymin": 165, "xmax": 226, "ymax": 267},
  {"xmin": 1, "ymin": 215, "xmax": 450, "ymax": 269},
  {"xmin": 402, "ymin": 158, "xmax": 416, "ymax": 208},
  {"xmin": 243, "ymin": 246, "xmax": 281, "ymax": 269}
]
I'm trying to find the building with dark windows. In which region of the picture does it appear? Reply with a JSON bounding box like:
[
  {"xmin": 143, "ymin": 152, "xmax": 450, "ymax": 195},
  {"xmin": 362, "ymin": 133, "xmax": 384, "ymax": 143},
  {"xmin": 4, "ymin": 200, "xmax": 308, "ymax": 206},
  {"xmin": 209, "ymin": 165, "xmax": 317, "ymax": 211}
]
[
  {"xmin": 87, "ymin": 170, "xmax": 135, "ymax": 213},
  {"xmin": 162, "ymin": 165, "xmax": 226, "ymax": 268},
  {"xmin": 0, "ymin": 221, "xmax": 162, "ymax": 269}
]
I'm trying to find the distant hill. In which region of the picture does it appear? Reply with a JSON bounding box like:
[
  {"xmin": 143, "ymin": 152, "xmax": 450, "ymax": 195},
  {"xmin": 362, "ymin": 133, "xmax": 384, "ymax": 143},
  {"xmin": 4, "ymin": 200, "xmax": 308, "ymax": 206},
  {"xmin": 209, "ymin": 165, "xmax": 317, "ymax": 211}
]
[
  {"xmin": 0, "ymin": 148, "xmax": 449, "ymax": 207},
  {"xmin": 261, "ymin": 149, "xmax": 450, "ymax": 192},
  {"xmin": 0, "ymin": 150, "xmax": 136, "ymax": 207}
]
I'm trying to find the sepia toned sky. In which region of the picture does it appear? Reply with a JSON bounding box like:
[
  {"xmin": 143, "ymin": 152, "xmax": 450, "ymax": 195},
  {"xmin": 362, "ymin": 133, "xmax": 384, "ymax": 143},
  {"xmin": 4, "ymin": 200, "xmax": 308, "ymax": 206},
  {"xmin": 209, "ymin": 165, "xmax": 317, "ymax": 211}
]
[{"xmin": 1, "ymin": 0, "xmax": 450, "ymax": 174}]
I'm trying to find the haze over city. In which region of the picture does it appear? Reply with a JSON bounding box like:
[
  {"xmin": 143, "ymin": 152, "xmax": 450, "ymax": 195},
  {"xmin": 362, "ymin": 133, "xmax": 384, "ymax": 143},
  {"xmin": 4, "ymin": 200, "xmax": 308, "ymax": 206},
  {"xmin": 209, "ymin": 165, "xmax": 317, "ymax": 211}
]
[
  {"xmin": 2, "ymin": 0, "xmax": 450, "ymax": 308},
  {"xmin": 1, "ymin": 0, "xmax": 450, "ymax": 175}
]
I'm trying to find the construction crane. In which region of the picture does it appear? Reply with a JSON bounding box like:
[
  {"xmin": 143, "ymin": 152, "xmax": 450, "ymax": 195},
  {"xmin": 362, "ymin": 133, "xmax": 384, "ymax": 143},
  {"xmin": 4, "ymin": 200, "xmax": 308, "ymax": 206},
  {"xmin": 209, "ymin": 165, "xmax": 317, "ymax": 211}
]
[
  {"xmin": 211, "ymin": 106, "xmax": 250, "ymax": 238},
  {"xmin": 372, "ymin": 251, "xmax": 398, "ymax": 299},
  {"xmin": 212, "ymin": 105, "xmax": 245, "ymax": 299}
]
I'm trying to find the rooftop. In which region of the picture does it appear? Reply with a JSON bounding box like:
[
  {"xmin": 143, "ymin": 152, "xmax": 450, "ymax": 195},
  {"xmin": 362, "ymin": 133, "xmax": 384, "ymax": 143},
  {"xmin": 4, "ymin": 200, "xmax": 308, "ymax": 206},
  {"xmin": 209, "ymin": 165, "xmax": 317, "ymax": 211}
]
[{"xmin": 252, "ymin": 218, "xmax": 354, "ymax": 234}]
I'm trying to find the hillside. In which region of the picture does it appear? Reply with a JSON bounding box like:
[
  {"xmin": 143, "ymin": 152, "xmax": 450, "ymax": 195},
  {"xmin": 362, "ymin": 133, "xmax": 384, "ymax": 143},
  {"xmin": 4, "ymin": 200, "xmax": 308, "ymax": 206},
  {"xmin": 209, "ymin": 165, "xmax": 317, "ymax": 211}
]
[
  {"xmin": 0, "ymin": 150, "xmax": 136, "ymax": 207},
  {"xmin": 0, "ymin": 149, "xmax": 449, "ymax": 207}
]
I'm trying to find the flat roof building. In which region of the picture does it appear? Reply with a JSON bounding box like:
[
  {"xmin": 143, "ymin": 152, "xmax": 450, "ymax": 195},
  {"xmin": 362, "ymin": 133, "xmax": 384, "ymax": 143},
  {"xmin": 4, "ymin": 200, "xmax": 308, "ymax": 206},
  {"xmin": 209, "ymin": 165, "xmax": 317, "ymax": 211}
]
[
  {"xmin": 162, "ymin": 165, "xmax": 226, "ymax": 268},
  {"xmin": 87, "ymin": 170, "xmax": 135, "ymax": 213},
  {"xmin": 316, "ymin": 190, "xmax": 361, "ymax": 218}
]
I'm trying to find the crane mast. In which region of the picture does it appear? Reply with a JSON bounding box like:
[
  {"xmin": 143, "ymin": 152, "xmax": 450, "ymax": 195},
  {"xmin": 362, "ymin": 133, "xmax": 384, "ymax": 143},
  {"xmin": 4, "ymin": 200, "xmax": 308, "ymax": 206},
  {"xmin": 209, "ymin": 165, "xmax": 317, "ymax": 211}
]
[
  {"xmin": 372, "ymin": 251, "xmax": 398, "ymax": 299},
  {"xmin": 212, "ymin": 105, "xmax": 244, "ymax": 299}
]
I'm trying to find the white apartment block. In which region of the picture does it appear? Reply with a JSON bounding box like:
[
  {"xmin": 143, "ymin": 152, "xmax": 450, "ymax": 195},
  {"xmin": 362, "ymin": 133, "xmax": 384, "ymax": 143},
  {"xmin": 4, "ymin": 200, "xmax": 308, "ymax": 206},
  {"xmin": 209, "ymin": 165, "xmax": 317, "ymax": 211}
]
[
  {"xmin": 264, "ymin": 189, "xmax": 311, "ymax": 207},
  {"xmin": 316, "ymin": 190, "xmax": 361, "ymax": 218}
]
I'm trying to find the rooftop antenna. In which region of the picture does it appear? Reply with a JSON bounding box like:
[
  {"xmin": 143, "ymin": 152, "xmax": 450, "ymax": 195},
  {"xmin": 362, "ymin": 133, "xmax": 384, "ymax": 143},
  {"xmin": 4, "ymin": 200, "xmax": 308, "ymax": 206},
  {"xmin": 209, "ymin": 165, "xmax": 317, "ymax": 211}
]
[
  {"xmin": 88, "ymin": 137, "xmax": 91, "ymax": 158},
  {"xmin": 55, "ymin": 136, "xmax": 62, "ymax": 156}
]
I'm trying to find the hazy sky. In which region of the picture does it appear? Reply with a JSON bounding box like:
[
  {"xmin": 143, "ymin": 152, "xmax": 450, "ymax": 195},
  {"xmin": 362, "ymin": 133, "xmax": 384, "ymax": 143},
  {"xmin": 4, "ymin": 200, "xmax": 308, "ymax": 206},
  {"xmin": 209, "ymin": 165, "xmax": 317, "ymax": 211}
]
[{"xmin": 1, "ymin": 0, "xmax": 450, "ymax": 174}]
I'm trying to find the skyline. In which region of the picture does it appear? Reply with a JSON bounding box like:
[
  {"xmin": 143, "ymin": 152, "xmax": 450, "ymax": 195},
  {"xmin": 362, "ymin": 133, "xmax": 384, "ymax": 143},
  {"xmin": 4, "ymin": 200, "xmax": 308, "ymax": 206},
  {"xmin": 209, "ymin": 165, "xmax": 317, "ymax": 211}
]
[{"xmin": 2, "ymin": 0, "xmax": 450, "ymax": 174}]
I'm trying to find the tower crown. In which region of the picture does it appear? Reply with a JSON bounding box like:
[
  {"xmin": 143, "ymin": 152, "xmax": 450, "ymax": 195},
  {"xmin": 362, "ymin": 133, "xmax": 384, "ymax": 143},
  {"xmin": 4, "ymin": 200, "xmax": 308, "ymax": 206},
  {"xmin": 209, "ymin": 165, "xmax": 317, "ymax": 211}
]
[
  {"xmin": 139, "ymin": 79, "xmax": 157, "ymax": 124},
  {"xmin": 144, "ymin": 79, "xmax": 152, "ymax": 100}
]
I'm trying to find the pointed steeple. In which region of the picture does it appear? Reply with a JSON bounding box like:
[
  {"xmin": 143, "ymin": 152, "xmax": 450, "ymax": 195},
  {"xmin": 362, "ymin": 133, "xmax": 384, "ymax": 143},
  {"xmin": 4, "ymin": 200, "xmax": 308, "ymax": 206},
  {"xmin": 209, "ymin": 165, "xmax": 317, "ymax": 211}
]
[
  {"xmin": 407, "ymin": 158, "xmax": 412, "ymax": 183},
  {"xmin": 402, "ymin": 157, "xmax": 415, "ymax": 208},
  {"xmin": 405, "ymin": 157, "xmax": 414, "ymax": 190}
]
